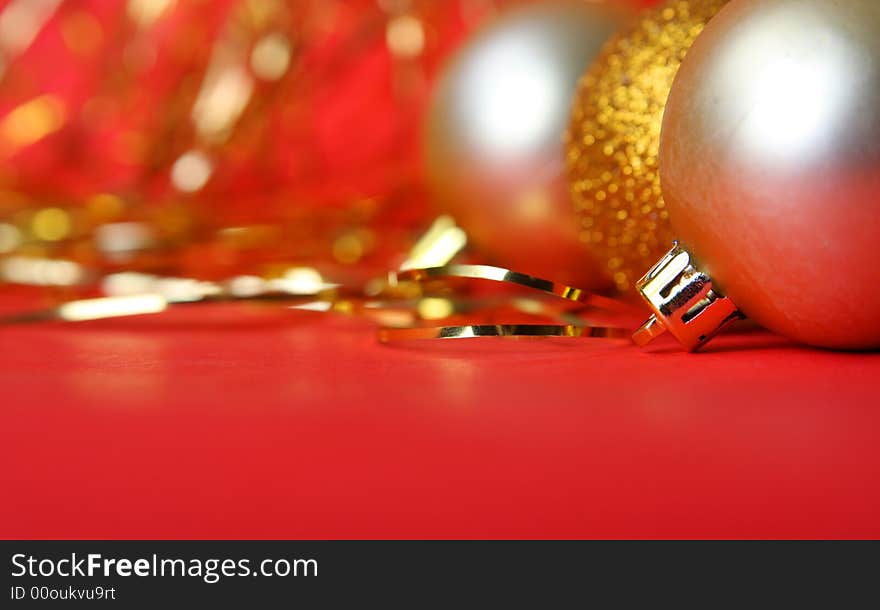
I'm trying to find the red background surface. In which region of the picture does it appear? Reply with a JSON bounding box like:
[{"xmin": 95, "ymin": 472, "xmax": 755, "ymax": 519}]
[{"xmin": 2, "ymin": 290, "xmax": 879, "ymax": 539}]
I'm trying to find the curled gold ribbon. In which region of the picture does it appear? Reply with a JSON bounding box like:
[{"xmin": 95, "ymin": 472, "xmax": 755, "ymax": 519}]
[
  {"xmin": 378, "ymin": 323, "xmax": 630, "ymax": 343},
  {"xmin": 394, "ymin": 264, "xmax": 639, "ymax": 314},
  {"xmin": 0, "ymin": 262, "xmax": 637, "ymax": 348},
  {"xmin": 383, "ymin": 264, "xmax": 638, "ymax": 343}
]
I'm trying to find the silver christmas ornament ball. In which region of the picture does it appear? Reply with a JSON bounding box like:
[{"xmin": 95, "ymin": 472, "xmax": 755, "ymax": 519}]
[
  {"xmin": 660, "ymin": 0, "xmax": 880, "ymax": 349},
  {"xmin": 424, "ymin": 1, "xmax": 630, "ymax": 288}
]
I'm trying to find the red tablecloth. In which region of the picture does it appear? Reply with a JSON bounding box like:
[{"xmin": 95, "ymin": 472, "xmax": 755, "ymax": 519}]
[{"xmin": 2, "ymin": 297, "xmax": 879, "ymax": 539}]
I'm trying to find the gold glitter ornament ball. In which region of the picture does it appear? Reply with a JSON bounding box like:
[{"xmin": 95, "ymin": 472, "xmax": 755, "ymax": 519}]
[{"xmin": 565, "ymin": 0, "xmax": 729, "ymax": 293}]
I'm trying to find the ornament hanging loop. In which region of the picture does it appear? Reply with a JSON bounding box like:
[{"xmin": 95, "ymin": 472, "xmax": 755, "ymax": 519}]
[{"xmin": 633, "ymin": 243, "xmax": 744, "ymax": 352}]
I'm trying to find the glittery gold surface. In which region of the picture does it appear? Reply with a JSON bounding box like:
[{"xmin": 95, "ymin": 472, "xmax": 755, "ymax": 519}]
[{"xmin": 565, "ymin": 0, "xmax": 729, "ymax": 293}]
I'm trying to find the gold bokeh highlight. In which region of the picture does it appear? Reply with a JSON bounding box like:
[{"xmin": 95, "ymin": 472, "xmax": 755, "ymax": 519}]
[{"xmin": 0, "ymin": 94, "xmax": 66, "ymax": 154}]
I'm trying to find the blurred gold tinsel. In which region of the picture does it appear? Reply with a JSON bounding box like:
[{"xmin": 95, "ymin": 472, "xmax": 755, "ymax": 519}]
[
  {"xmin": 565, "ymin": 0, "xmax": 729, "ymax": 293},
  {"xmin": 0, "ymin": 0, "xmax": 496, "ymax": 294},
  {"xmin": 0, "ymin": 1, "xmax": 660, "ymax": 341}
]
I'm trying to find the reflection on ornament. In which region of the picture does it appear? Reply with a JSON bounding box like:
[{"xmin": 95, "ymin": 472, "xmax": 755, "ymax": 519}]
[
  {"xmin": 565, "ymin": 0, "xmax": 729, "ymax": 294},
  {"xmin": 425, "ymin": 1, "xmax": 629, "ymax": 288},
  {"xmin": 658, "ymin": 0, "xmax": 880, "ymax": 350}
]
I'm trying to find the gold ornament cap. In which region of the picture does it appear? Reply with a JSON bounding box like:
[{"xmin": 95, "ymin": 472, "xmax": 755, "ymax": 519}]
[{"xmin": 633, "ymin": 243, "xmax": 744, "ymax": 352}]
